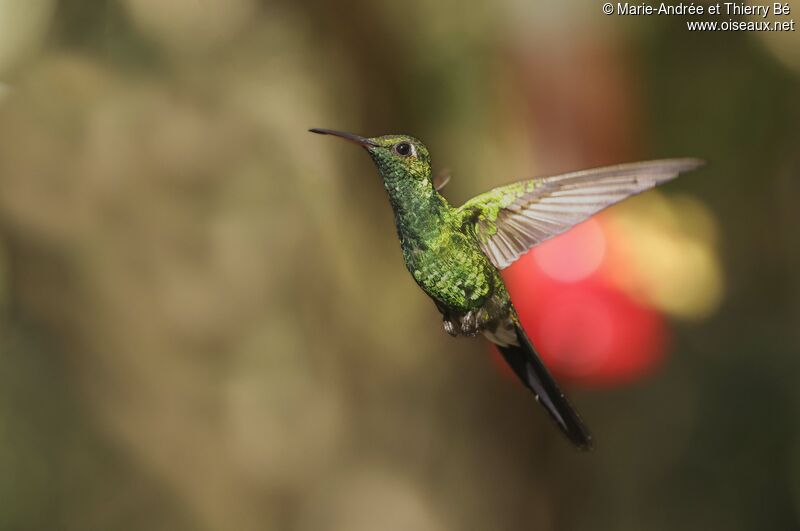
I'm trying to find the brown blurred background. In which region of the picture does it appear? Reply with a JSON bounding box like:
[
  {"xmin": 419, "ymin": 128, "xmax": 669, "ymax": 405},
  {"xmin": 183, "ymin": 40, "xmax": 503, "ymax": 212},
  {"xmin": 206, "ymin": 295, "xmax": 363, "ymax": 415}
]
[{"xmin": 0, "ymin": 1, "xmax": 798, "ymax": 530}]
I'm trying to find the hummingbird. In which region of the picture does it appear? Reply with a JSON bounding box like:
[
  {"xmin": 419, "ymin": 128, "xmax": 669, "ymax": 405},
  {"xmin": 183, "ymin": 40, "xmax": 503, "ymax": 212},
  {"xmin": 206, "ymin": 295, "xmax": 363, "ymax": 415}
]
[{"xmin": 310, "ymin": 128, "xmax": 704, "ymax": 450}]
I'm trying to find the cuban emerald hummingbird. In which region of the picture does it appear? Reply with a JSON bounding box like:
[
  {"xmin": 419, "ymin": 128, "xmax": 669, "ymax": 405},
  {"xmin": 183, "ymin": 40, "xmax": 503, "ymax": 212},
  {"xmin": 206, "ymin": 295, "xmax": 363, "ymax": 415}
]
[{"xmin": 310, "ymin": 127, "xmax": 704, "ymax": 450}]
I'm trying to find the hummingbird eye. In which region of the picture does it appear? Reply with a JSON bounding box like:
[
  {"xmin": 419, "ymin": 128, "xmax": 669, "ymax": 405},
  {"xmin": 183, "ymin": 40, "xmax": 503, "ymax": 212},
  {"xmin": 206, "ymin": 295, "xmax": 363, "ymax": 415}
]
[{"xmin": 393, "ymin": 142, "xmax": 415, "ymax": 157}]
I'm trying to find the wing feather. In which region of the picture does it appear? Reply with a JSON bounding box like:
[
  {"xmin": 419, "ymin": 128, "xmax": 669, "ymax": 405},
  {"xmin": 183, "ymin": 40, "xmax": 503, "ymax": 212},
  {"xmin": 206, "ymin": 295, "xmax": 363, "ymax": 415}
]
[{"xmin": 457, "ymin": 158, "xmax": 705, "ymax": 269}]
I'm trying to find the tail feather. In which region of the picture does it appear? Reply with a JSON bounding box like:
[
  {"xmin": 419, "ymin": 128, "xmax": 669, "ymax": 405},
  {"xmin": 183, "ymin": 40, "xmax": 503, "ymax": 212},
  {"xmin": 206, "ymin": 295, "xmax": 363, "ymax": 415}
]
[{"xmin": 492, "ymin": 323, "xmax": 593, "ymax": 450}]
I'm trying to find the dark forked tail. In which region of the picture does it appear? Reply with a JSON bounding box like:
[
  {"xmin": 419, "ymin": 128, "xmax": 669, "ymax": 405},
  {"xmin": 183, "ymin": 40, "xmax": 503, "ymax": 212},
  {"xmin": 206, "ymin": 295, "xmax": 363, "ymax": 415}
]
[{"xmin": 494, "ymin": 323, "xmax": 593, "ymax": 450}]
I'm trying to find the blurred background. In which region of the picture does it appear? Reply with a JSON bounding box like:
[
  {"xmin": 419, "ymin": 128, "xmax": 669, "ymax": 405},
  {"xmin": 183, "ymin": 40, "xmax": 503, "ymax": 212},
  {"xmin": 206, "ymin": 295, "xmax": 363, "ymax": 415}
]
[{"xmin": 0, "ymin": 0, "xmax": 798, "ymax": 530}]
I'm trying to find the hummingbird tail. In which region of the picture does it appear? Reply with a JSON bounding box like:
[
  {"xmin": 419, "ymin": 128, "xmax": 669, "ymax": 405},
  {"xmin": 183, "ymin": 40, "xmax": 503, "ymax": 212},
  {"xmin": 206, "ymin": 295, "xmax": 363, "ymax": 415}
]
[{"xmin": 491, "ymin": 323, "xmax": 593, "ymax": 450}]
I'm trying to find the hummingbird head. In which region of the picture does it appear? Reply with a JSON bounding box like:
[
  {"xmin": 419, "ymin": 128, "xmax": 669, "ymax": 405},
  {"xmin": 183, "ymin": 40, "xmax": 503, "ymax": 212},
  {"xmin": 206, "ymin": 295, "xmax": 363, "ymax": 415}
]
[{"xmin": 309, "ymin": 128, "xmax": 432, "ymax": 185}]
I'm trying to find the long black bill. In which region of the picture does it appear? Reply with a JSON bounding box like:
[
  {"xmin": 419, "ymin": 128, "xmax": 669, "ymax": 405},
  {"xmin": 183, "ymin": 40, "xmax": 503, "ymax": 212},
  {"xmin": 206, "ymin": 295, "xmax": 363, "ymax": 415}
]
[{"xmin": 309, "ymin": 128, "xmax": 377, "ymax": 147}]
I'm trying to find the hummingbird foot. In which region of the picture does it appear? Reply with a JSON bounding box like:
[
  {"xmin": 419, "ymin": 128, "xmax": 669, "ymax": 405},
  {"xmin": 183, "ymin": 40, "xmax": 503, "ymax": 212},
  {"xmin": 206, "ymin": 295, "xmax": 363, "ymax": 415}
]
[
  {"xmin": 461, "ymin": 310, "xmax": 480, "ymax": 336},
  {"xmin": 442, "ymin": 309, "xmax": 490, "ymax": 338},
  {"xmin": 443, "ymin": 317, "xmax": 458, "ymax": 336}
]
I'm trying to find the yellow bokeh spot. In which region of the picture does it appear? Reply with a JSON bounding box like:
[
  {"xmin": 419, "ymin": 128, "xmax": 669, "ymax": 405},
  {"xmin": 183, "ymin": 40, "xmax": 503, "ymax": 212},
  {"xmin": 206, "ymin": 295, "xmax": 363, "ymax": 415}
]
[{"xmin": 602, "ymin": 192, "xmax": 724, "ymax": 321}]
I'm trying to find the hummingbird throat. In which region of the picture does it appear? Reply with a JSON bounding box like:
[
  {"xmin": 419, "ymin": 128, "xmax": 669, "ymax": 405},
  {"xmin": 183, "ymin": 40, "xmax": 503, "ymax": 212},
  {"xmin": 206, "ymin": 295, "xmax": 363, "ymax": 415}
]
[{"xmin": 382, "ymin": 176, "xmax": 450, "ymax": 243}]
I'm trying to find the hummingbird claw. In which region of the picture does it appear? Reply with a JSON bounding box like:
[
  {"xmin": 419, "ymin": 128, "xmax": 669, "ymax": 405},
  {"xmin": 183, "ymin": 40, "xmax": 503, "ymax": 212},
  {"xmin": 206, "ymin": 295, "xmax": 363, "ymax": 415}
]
[
  {"xmin": 462, "ymin": 310, "xmax": 480, "ymax": 336},
  {"xmin": 443, "ymin": 318, "xmax": 458, "ymax": 337}
]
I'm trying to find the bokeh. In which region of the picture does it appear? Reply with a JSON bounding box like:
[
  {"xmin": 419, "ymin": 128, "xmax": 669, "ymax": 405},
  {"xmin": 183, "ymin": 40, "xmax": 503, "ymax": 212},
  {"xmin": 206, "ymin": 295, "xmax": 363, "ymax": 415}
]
[{"xmin": 0, "ymin": 1, "xmax": 798, "ymax": 530}]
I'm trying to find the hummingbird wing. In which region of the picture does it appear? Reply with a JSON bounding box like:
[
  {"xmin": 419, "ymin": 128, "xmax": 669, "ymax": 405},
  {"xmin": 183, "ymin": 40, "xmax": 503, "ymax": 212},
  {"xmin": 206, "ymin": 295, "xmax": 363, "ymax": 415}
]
[
  {"xmin": 433, "ymin": 168, "xmax": 451, "ymax": 191},
  {"xmin": 456, "ymin": 158, "xmax": 705, "ymax": 269}
]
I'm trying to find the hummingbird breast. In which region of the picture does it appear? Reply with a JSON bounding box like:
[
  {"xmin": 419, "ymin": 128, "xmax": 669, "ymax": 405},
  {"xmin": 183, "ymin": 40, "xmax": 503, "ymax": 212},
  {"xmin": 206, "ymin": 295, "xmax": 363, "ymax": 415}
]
[
  {"xmin": 402, "ymin": 226, "xmax": 510, "ymax": 321},
  {"xmin": 390, "ymin": 194, "xmax": 513, "ymax": 338},
  {"xmin": 404, "ymin": 230, "xmax": 487, "ymax": 307}
]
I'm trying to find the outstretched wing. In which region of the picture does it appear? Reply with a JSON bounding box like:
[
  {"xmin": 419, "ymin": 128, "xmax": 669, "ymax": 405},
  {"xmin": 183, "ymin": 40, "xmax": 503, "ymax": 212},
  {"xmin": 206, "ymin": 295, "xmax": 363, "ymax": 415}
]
[{"xmin": 456, "ymin": 158, "xmax": 705, "ymax": 269}]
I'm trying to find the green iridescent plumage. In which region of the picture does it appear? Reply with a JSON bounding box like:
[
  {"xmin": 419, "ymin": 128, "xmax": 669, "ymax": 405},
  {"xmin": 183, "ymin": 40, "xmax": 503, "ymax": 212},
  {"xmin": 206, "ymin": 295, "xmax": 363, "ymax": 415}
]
[{"xmin": 310, "ymin": 127, "xmax": 704, "ymax": 449}]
